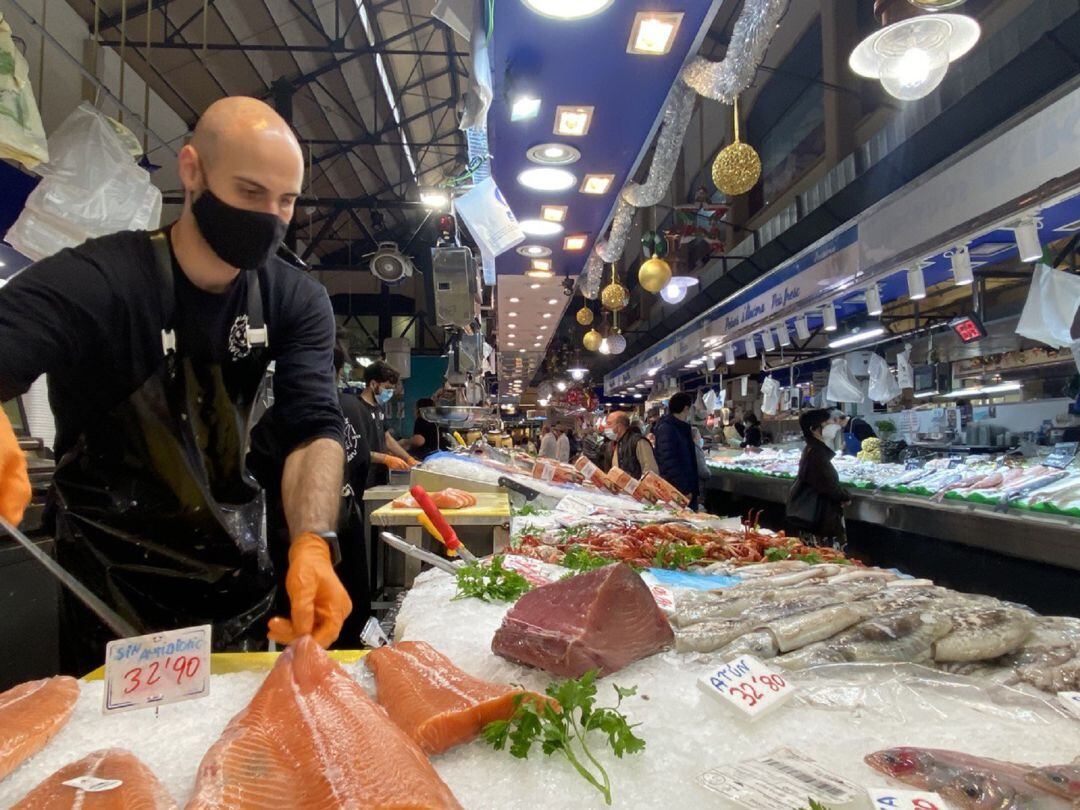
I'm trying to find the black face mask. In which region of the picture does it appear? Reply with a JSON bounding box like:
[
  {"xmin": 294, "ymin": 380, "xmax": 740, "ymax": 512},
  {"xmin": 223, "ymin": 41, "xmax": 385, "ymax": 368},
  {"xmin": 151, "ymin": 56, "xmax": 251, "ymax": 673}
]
[{"xmin": 191, "ymin": 187, "xmax": 287, "ymax": 270}]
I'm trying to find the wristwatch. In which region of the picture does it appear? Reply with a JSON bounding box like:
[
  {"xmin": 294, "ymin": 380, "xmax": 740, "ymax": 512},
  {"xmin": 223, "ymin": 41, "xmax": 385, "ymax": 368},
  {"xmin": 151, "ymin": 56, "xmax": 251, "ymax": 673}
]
[{"xmin": 314, "ymin": 531, "xmax": 342, "ymax": 566}]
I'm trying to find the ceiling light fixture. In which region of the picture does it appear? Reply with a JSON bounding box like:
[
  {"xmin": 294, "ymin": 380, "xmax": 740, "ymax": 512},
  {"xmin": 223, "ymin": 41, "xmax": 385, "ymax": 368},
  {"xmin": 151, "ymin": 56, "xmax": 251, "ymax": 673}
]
[
  {"xmin": 1012, "ymin": 216, "xmax": 1043, "ymax": 262},
  {"xmin": 660, "ymin": 276, "xmax": 699, "ymax": 305},
  {"xmin": 744, "ymin": 337, "xmax": 757, "ymax": 359},
  {"xmin": 569, "ymin": 367, "xmax": 587, "ymax": 380},
  {"xmin": 725, "ymin": 346, "xmax": 736, "ymax": 365},
  {"xmin": 526, "ymin": 268, "xmax": 555, "ymax": 279},
  {"xmin": 547, "ymin": 298, "xmax": 559, "ymax": 305},
  {"xmin": 646, "ymin": 366, "xmax": 660, "ymax": 376},
  {"xmin": 948, "ymin": 245, "xmax": 974, "ymax": 285},
  {"xmin": 517, "ymin": 166, "xmax": 577, "ymax": 192},
  {"xmin": 541, "ymin": 204, "xmax": 568, "ymax": 222},
  {"xmin": 580, "ymin": 174, "xmax": 615, "ymax": 195},
  {"xmin": 942, "ymin": 381, "xmax": 1022, "ymax": 398},
  {"xmin": 907, "ymin": 267, "xmax": 927, "ymax": 300},
  {"xmin": 599, "ymin": 337, "xmax": 611, "ymax": 355},
  {"xmin": 419, "ymin": 187, "xmax": 449, "ymax": 209},
  {"xmin": 519, "ymin": 218, "xmax": 564, "ymax": 236},
  {"xmin": 517, "ymin": 244, "xmax": 552, "ymax": 258},
  {"xmin": 865, "ymin": 284, "xmax": 883, "ymax": 316},
  {"xmin": 510, "ymin": 95, "xmax": 542, "ymax": 122},
  {"xmin": 522, "ymin": 0, "xmax": 613, "ymax": 20},
  {"xmin": 627, "ymin": 11, "xmax": 683, "ymax": 56},
  {"xmin": 526, "ymin": 143, "xmax": 582, "ymax": 166},
  {"xmin": 849, "ymin": 13, "xmax": 980, "ymax": 101},
  {"xmin": 776, "ymin": 324, "xmax": 791, "ymax": 347},
  {"xmin": 828, "ymin": 325, "xmax": 887, "ymax": 349},
  {"xmin": 509, "ymin": 297, "xmax": 520, "ymax": 303},
  {"xmin": 529, "ymin": 283, "xmax": 542, "ymax": 289},
  {"xmin": 795, "ymin": 315, "xmax": 810, "ymax": 341},
  {"xmin": 564, "ymin": 234, "xmax": 588, "ymax": 251},
  {"xmin": 542, "ymin": 313, "xmax": 552, "ymax": 319},
  {"xmin": 554, "ymin": 105, "xmax": 594, "ymax": 137},
  {"xmin": 822, "ymin": 305, "xmax": 838, "ymax": 332}
]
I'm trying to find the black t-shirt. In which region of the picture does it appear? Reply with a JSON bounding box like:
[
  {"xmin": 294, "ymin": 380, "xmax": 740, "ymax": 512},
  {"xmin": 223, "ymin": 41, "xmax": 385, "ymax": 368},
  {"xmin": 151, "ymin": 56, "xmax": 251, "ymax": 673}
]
[
  {"xmin": 355, "ymin": 395, "xmax": 387, "ymax": 488},
  {"xmin": 411, "ymin": 415, "xmax": 441, "ymax": 460},
  {"xmin": 0, "ymin": 229, "xmax": 343, "ymax": 457},
  {"xmin": 850, "ymin": 417, "xmax": 876, "ymax": 443},
  {"xmin": 339, "ymin": 391, "xmax": 371, "ymax": 494}
]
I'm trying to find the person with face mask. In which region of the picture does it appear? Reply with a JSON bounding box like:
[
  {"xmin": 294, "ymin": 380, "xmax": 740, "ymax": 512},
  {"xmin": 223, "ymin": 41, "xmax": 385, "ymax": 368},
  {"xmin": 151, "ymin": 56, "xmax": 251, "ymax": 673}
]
[
  {"xmin": 0, "ymin": 97, "xmax": 352, "ymax": 671},
  {"xmin": 356, "ymin": 361, "xmax": 417, "ymax": 487},
  {"xmin": 653, "ymin": 392, "xmax": 701, "ymax": 509},
  {"xmin": 821, "ymin": 410, "xmax": 846, "ymax": 454},
  {"xmin": 603, "ymin": 411, "xmax": 658, "ymax": 478}
]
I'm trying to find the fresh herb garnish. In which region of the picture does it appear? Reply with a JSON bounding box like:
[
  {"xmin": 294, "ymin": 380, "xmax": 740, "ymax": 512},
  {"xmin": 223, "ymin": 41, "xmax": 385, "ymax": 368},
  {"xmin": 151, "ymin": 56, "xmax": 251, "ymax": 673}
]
[
  {"xmin": 454, "ymin": 555, "xmax": 532, "ymax": 602},
  {"xmin": 559, "ymin": 523, "xmax": 595, "ymax": 542},
  {"xmin": 511, "ymin": 523, "xmax": 544, "ymax": 544},
  {"xmin": 764, "ymin": 546, "xmax": 792, "ymax": 562},
  {"xmin": 482, "ymin": 670, "xmax": 644, "ymax": 805},
  {"xmin": 560, "ymin": 545, "xmax": 612, "ymax": 574},
  {"xmin": 651, "ymin": 543, "xmax": 706, "ymax": 570},
  {"xmin": 796, "ymin": 800, "xmax": 832, "ymax": 810},
  {"xmin": 794, "ymin": 551, "xmax": 823, "ymax": 565},
  {"xmin": 515, "ymin": 502, "xmax": 549, "ymax": 517}
]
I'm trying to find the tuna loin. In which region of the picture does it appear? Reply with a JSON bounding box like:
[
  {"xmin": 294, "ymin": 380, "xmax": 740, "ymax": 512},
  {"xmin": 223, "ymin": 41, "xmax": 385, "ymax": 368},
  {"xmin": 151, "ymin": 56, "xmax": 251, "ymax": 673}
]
[{"xmin": 491, "ymin": 563, "xmax": 674, "ymax": 678}]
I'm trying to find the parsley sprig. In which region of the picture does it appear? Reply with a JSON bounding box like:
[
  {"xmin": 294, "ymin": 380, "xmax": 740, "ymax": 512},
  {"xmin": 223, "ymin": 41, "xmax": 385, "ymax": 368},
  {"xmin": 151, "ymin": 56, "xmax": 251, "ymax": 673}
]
[
  {"xmin": 453, "ymin": 555, "xmax": 531, "ymax": 602},
  {"xmin": 652, "ymin": 542, "xmax": 706, "ymax": 570},
  {"xmin": 560, "ymin": 545, "xmax": 612, "ymax": 575},
  {"xmin": 483, "ymin": 670, "xmax": 645, "ymax": 805}
]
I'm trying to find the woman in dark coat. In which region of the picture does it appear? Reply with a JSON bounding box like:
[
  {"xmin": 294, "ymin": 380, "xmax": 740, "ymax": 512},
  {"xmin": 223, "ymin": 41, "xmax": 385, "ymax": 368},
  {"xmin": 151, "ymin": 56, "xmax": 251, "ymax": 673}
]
[{"xmin": 785, "ymin": 408, "xmax": 851, "ymax": 547}]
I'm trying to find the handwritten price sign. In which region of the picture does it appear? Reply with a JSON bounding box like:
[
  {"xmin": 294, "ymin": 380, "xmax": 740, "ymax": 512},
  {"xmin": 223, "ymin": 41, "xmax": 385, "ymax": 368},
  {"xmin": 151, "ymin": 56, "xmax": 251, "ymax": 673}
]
[
  {"xmin": 698, "ymin": 655, "xmax": 794, "ymax": 720},
  {"xmin": 103, "ymin": 625, "xmax": 211, "ymax": 714},
  {"xmin": 867, "ymin": 788, "xmax": 945, "ymax": 809}
]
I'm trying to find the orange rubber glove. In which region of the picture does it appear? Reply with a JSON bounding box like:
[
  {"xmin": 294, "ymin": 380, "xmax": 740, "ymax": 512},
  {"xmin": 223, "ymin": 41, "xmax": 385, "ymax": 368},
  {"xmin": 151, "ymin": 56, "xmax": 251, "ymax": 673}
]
[
  {"xmin": 384, "ymin": 455, "xmax": 409, "ymax": 471},
  {"xmin": 0, "ymin": 409, "xmax": 31, "ymax": 526},
  {"xmin": 406, "ymin": 456, "xmax": 420, "ymax": 468},
  {"xmin": 267, "ymin": 533, "xmax": 352, "ymax": 648}
]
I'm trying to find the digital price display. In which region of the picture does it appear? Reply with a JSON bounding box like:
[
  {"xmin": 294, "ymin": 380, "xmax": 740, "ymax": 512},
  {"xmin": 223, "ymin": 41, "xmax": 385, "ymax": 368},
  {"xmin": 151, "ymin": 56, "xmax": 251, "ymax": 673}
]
[{"xmin": 948, "ymin": 313, "xmax": 988, "ymax": 344}]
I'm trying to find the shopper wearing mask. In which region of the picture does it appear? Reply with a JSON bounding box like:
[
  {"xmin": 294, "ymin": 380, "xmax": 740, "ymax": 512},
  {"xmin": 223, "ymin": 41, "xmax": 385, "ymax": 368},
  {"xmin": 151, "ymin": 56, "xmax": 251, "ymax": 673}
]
[
  {"xmin": 603, "ymin": 411, "xmax": 658, "ymax": 477},
  {"xmin": 653, "ymin": 392, "xmax": 701, "ymax": 509},
  {"xmin": 785, "ymin": 408, "xmax": 852, "ymax": 548},
  {"xmin": 822, "ymin": 410, "xmax": 846, "ymax": 454},
  {"xmin": 0, "ymin": 97, "xmax": 350, "ymax": 669},
  {"xmin": 357, "ymin": 361, "xmax": 417, "ymax": 487},
  {"xmin": 741, "ymin": 413, "xmax": 763, "ymax": 448}
]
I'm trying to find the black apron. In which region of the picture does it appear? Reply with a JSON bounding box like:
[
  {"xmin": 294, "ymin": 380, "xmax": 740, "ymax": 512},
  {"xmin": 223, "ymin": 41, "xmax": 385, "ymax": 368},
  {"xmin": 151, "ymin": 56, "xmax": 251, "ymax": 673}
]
[{"xmin": 51, "ymin": 230, "xmax": 275, "ymax": 673}]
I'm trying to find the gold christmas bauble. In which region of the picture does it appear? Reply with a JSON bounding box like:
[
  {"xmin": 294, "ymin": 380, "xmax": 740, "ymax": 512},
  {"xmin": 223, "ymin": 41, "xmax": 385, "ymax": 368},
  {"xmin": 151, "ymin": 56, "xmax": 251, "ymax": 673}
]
[
  {"xmin": 638, "ymin": 256, "xmax": 672, "ymax": 294},
  {"xmin": 712, "ymin": 141, "xmax": 761, "ymax": 196},
  {"xmin": 582, "ymin": 328, "xmax": 602, "ymax": 352},
  {"xmin": 576, "ymin": 306, "xmax": 594, "ymax": 326},
  {"xmin": 600, "ymin": 281, "xmax": 629, "ymax": 311}
]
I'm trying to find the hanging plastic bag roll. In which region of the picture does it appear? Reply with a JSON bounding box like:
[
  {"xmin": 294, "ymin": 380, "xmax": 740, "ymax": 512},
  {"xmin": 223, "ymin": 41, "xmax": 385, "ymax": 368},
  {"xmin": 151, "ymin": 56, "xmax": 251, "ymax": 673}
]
[
  {"xmin": 896, "ymin": 344, "xmax": 914, "ymax": 389},
  {"xmin": 867, "ymin": 353, "xmax": 901, "ymax": 403},
  {"xmin": 760, "ymin": 377, "xmax": 781, "ymax": 415},
  {"xmin": 454, "ymin": 177, "xmax": 524, "ymax": 258},
  {"xmin": 1017, "ymin": 264, "xmax": 1080, "ymax": 349},
  {"xmin": 825, "ymin": 356, "xmax": 863, "ymax": 403}
]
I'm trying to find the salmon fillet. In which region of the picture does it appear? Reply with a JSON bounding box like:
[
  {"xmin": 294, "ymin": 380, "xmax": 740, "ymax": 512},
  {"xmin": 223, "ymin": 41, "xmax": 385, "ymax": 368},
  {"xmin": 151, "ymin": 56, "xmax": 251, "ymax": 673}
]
[
  {"xmin": 391, "ymin": 489, "xmax": 477, "ymax": 510},
  {"xmin": 366, "ymin": 641, "xmax": 547, "ymax": 755},
  {"xmin": 0, "ymin": 676, "xmax": 80, "ymax": 782},
  {"xmin": 11, "ymin": 748, "xmax": 178, "ymax": 809},
  {"xmin": 187, "ymin": 636, "xmax": 461, "ymax": 809}
]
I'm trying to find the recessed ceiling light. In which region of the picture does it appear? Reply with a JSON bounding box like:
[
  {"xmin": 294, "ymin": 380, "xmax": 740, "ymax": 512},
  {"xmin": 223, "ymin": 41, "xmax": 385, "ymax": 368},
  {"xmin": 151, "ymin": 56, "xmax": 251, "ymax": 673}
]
[
  {"xmin": 580, "ymin": 174, "xmax": 614, "ymax": 195},
  {"xmin": 509, "ymin": 297, "xmax": 520, "ymax": 303},
  {"xmin": 510, "ymin": 95, "xmax": 542, "ymax": 121},
  {"xmin": 419, "ymin": 188, "xmax": 450, "ymax": 208},
  {"xmin": 507, "ymin": 342, "xmax": 515, "ymax": 347},
  {"xmin": 519, "ymin": 219, "xmax": 564, "ymax": 236},
  {"xmin": 526, "ymin": 268, "xmax": 556, "ymax": 279},
  {"xmin": 519, "ymin": 348, "xmax": 527, "ymax": 353},
  {"xmin": 541, "ymin": 204, "xmax": 568, "ymax": 223},
  {"xmin": 508, "ymin": 333, "xmax": 516, "ymax": 338},
  {"xmin": 517, "ymin": 244, "xmax": 552, "ymax": 258},
  {"xmin": 529, "ymin": 283, "xmax": 542, "ymax": 289},
  {"xmin": 534, "ymin": 342, "xmax": 542, "ymax": 347},
  {"xmin": 540, "ymin": 325, "xmax": 549, "ymax": 330},
  {"xmin": 518, "ymin": 166, "xmax": 577, "ymax": 192},
  {"xmin": 508, "ymin": 311, "xmax": 518, "ymax": 316},
  {"xmin": 627, "ymin": 11, "xmax": 683, "ymax": 55},
  {"xmin": 546, "ymin": 298, "xmax": 558, "ymax": 305},
  {"xmin": 554, "ymin": 106, "xmax": 594, "ymax": 137},
  {"xmin": 526, "ymin": 143, "xmax": 581, "ymax": 166},
  {"xmin": 530, "ymin": 260, "xmax": 553, "ymax": 273},
  {"xmin": 542, "ymin": 313, "xmax": 552, "ymax": 319},
  {"xmin": 522, "ymin": 0, "xmax": 613, "ymax": 19},
  {"xmin": 508, "ymin": 324, "xmax": 518, "ymax": 329},
  {"xmin": 564, "ymin": 234, "xmax": 588, "ymax": 250}
]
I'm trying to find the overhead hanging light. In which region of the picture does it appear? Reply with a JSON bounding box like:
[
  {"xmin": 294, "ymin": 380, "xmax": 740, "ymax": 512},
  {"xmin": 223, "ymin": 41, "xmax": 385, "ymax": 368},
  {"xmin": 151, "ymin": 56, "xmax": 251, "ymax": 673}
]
[
  {"xmin": 948, "ymin": 245, "xmax": 974, "ymax": 285},
  {"xmin": 776, "ymin": 324, "xmax": 792, "ymax": 347},
  {"xmin": 822, "ymin": 305, "xmax": 838, "ymax": 332},
  {"xmin": 1012, "ymin": 216, "xmax": 1043, "ymax": 262},
  {"xmin": 828, "ymin": 324, "xmax": 887, "ymax": 349},
  {"xmin": 761, "ymin": 329, "xmax": 776, "ymax": 352},
  {"xmin": 599, "ymin": 336, "xmax": 611, "ymax": 355},
  {"xmin": 568, "ymin": 366, "xmax": 587, "ymax": 381},
  {"xmin": 849, "ymin": 13, "xmax": 980, "ymax": 101},
  {"xmin": 865, "ymin": 284, "xmax": 883, "ymax": 316},
  {"xmin": 907, "ymin": 267, "xmax": 927, "ymax": 300},
  {"xmin": 419, "ymin": 187, "xmax": 449, "ymax": 209},
  {"xmin": 795, "ymin": 315, "xmax": 810, "ymax": 341},
  {"xmin": 522, "ymin": 0, "xmax": 614, "ymax": 21},
  {"xmin": 725, "ymin": 345, "xmax": 736, "ymax": 365},
  {"xmin": 744, "ymin": 337, "xmax": 757, "ymax": 358},
  {"xmin": 660, "ymin": 276, "xmax": 699, "ymax": 304}
]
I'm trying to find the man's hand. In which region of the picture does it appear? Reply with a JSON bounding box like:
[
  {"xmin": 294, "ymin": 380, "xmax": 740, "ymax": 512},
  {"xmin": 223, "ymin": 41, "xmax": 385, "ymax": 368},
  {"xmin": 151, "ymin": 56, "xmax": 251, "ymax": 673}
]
[
  {"xmin": 383, "ymin": 455, "xmax": 409, "ymax": 471},
  {"xmin": 0, "ymin": 409, "xmax": 31, "ymax": 526},
  {"xmin": 406, "ymin": 456, "xmax": 420, "ymax": 468},
  {"xmin": 267, "ymin": 533, "xmax": 352, "ymax": 648}
]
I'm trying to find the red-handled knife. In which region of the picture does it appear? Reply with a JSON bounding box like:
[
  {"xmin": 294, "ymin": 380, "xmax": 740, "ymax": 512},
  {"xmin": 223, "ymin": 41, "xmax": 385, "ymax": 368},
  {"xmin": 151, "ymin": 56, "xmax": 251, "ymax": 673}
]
[{"xmin": 409, "ymin": 485, "xmax": 478, "ymax": 562}]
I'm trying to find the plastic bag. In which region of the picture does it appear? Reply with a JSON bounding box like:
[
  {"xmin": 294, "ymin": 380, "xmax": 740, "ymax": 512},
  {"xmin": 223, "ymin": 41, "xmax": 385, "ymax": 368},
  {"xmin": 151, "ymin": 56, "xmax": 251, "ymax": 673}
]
[
  {"xmin": 896, "ymin": 344, "xmax": 914, "ymax": 389},
  {"xmin": 454, "ymin": 177, "xmax": 524, "ymax": 259},
  {"xmin": 760, "ymin": 377, "xmax": 781, "ymax": 415},
  {"xmin": 867, "ymin": 353, "xmax": 901, "ymax": 403},
  {"xmin": 702, "ymin": 388, "xmax": 718, "ymax": 413},
  {"xmin": 5, "ymin": 103, "xmax": 161, "ymax": 260},
  {"xmin": 459, "ymin": 0, "xmax": 492, "ymax": 131},
  {"xmin": 1017, "ymin": 264, "xmax": 1080, "ymax": 349},
  {"xmin": 825, "ymin": 357, "xmax": 863, "ymax": 403},
  {"xmin": 0, "ymin": 13, "xmax": 49, "ymax": 168}
]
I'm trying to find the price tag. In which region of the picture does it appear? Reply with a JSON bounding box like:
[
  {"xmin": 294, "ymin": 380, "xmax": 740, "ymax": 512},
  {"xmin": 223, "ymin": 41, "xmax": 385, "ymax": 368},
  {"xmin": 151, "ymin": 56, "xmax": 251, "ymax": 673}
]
[
  {"xmin": 947, "ymin": 455, "xmax": 964, "ymax": 469},
  {"xmin": 1058, "ymin": 691, "xmax": 1080, "ymax": 720},
  {"xmin": 1045, "ymin": 442, "xmax": 1078, "ymax": 470},
  {"xmin": 904, "ymin": 459, "xmax": 922, "ymax": 470},
  {"xmin": 649, "ymin": 584, "xmax": 675, "ymax": 613},
  {"xmin": 103, "ymin": 625, "xmax": 210, "ymax": 714},
  {"xmin": 868, "ymin": 787, "xmax": 946, "ymax": 809},
  {"xmin": 62, "ymin": 777, "xmax": 123, "ymax": 793},
  {"xmin": 698, "ymin": 655, "xmax": 794, "ymax": 720},
  {"xmin": 500, "ymin": 554, "xmax": 561, "ymax": 586},
  {"xmin": 556, "ymin": 495, "xmax": 596, "ymax": 516}
]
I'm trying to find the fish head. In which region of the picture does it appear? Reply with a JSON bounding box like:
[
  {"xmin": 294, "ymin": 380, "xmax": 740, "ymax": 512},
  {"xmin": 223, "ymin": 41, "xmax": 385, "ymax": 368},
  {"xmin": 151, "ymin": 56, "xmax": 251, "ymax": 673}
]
[
  {"xmin": 939, "ymin": 771, "xmax": 1021, "ymax": 810},
  {"xmin": 864, "ymin": 748, "xmax": 941, "ymax": 788},
  {"xmin": 1026, "ymin": 764, "xmax": 1080, "ymax": 800}
]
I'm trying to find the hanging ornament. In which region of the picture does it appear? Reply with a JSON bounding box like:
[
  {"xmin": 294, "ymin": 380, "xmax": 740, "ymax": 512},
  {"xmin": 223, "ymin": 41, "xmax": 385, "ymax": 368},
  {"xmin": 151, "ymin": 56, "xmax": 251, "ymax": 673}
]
[
  {"xmin": 641, "ymin": 231, "xmax": 655, "ymax": 259},
  {"xmin": 639, "ymin": 256, "xmax": 672, "ymax": 294},
  {"xmin": 583, "ymin": 328, "xmax": 602, "ymax": 352},
  {"xmin": 608, "ymin": 310, "xmax": 626, "ymax": 355},
  {"xmin": 575, "ymin": 305, "xmax": 594, "ymax": 326},
  {"xmin": 712, "ymin": 96, "xmax": 761, "ymax": 197},
  {"xmin": 600, "ymin": 264, "xmax": 629, "ymax": 312}
]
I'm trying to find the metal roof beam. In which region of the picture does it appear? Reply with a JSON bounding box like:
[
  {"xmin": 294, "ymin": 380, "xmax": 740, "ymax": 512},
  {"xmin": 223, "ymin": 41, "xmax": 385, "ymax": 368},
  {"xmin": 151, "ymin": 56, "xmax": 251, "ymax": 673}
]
[
  {"xmin": 95, "ymin": 39, "xmax": 463, "ymax": 56},
  {"xmin": 311, "ymin": 97, "xmax": 456, "ymax": 165},
  {"xmin": 96, "ymin": 0, "xmax": 177, "ymax": 33}
]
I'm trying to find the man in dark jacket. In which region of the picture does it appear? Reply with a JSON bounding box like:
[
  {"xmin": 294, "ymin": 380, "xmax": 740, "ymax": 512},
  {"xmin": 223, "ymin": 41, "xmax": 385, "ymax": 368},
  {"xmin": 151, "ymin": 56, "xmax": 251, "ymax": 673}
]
[
  {"xmin": 602, "ymin": 411, "xmax": 658, "ymax": 478},
  {"xmin": 653, "ymin": 392, "xmax": 700, "ymax": 509}
]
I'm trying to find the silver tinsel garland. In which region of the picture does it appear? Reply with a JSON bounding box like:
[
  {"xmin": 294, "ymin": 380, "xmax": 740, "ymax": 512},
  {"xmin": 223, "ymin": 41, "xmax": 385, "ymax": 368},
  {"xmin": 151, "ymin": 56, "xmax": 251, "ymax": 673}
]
[{"xmin": 576, "ymin": 0, "xmax": 788, "ymax": 291}]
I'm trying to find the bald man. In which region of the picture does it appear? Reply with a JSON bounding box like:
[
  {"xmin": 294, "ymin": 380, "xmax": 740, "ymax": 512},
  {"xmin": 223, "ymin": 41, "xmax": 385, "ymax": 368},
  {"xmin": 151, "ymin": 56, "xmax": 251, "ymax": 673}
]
[
  {"xmin": 603, "ymin": 411, "xmax": 658, "ymax": 479},
  {"xmin": 0, "ymin": 97, "xmax": 350, "ymax": 672}
]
